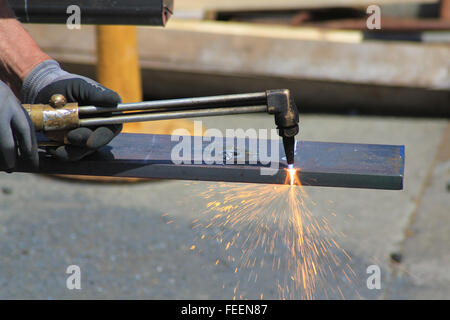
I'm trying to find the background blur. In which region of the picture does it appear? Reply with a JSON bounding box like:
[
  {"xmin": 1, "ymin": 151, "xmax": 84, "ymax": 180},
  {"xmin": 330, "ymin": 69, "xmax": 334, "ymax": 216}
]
[{"xmin": 0, "ymin": 0, "xmax": 449, "ymax": 299}]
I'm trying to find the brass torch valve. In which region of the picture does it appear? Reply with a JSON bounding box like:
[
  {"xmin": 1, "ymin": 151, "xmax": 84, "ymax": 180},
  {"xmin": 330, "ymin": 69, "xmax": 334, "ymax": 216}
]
[{"xmin": 22, "ymin": 94, "xmax": 80, "ymax": 133}]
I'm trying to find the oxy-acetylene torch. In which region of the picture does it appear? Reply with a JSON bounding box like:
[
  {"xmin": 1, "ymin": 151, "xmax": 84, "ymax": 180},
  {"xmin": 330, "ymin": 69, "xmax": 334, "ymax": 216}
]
[{"xmin": 22, "ymin": 89, "xmax": 300, "ymax": 169}]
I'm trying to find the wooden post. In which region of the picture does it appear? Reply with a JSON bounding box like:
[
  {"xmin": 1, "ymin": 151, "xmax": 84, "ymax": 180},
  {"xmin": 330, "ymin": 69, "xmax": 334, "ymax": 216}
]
[
  {"xmin": 96, "ymin": 25, "xmax": 142, "ymax": 103},
  {"xmin": 96, "ymin": 25, "xmax": 145, "ymax": 134},
  {"xmin": 97, "ymin": 26, "xmax": 146, "ymax": 133}
]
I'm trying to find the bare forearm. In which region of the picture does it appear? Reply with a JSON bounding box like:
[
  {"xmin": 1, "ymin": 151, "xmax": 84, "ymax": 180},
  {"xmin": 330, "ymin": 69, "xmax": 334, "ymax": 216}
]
[{"xmin": 0, "ymin": 0, "xmax": 50, "ymax": 94}]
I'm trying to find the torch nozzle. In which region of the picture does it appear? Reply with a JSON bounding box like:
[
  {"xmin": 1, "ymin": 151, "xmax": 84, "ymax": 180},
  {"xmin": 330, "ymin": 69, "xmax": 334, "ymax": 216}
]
[{"xmin": 283, "ymin": 136, "xmax": 295, "ymax": 168}]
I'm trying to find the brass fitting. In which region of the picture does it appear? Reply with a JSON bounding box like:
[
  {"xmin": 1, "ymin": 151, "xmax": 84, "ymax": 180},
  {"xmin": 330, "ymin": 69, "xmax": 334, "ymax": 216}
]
[{"xmin": 22, "ymin": 94, "xmax": 80, "ymax": 132}]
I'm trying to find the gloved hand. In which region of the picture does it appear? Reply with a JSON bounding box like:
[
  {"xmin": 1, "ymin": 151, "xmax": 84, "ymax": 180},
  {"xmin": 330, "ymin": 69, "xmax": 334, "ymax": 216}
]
[
  {"xmin": 0, "ymin": 81, "xmax": 38, "ymax": 172},
  {"xmin": 21, "ymin": 60, "xmax": 122, "ymax": 162}
]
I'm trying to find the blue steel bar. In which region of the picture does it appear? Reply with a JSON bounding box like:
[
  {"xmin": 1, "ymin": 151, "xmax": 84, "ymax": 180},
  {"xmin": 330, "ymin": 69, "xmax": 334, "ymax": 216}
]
[{"xmin": 17, "ymin": 133, "xmax": 405, "ymax": 190}]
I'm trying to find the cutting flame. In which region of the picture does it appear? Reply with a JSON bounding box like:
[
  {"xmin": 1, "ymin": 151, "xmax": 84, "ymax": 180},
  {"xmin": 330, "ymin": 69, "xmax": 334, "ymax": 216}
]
[{"xmin": 285, "ymin": 168, "xmax": 299, "ymax": 186}]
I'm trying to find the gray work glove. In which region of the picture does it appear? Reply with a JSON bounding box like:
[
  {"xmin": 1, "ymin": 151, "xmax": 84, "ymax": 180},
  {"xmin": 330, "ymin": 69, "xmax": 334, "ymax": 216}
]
[
  {"xmin": 0, "ymin": 81, "xmax": 38, "ymax": 172},
  {"xmin": 22, "ymin": 60, "xmax": 122, "ymax": 162}
]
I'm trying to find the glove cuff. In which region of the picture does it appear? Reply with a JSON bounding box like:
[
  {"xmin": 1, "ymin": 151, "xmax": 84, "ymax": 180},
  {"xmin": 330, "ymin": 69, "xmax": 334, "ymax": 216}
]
[{"xmin": 21, "ymin": 59, "xmax": 72, "ymax": 104}]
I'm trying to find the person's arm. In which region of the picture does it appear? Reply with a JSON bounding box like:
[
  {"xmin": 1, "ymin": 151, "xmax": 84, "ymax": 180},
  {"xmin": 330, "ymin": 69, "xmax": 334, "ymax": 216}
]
[
  {"xmin": 0, "ymin": 0, "xmax": 122, "ymax": 166},
  {"xmin": 0, "ymin": 0, "xmax": 51, "ymax": 95},
  {"xmin": 0, "ymin": 1, "xmax": 41, "ymax": 170}
]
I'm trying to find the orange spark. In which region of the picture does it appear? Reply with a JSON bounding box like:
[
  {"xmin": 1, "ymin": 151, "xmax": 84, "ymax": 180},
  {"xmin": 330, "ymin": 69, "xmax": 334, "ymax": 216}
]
[{"xmin": 189, "ymin": 172, "xmax": 356, "ymax": 299}]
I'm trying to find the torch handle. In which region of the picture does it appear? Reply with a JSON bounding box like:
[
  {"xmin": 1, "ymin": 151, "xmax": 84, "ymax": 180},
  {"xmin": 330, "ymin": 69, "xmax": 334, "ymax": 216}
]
[{"xmin": 22, "ymin": 102, "xmax": 80, "ymax": 132}]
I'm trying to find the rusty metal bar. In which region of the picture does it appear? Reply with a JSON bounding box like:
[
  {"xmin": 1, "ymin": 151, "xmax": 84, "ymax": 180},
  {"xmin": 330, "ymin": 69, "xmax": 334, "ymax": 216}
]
[
  {"xmin": 304, "ymin": 17, "xmax": 450, "ymax": 31},
  {"xmin": 16, "ymin": 133, "xmax": 405, "ymax": 190},
  {"xmin": 442, "ymin": 0, "xmax": 450, "ymax": 20}
]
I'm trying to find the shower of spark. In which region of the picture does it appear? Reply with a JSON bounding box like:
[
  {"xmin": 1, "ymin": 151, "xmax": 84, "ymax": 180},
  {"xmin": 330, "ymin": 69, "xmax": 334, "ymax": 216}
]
[{"xmin": 191, "ymin": 169, "xmax": 356, "ymax": 299}]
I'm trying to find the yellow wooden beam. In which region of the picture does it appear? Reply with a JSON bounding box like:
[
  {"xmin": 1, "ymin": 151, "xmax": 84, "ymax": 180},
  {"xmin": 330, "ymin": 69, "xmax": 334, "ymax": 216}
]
[{"xmin": 96, "ymin": 25, "xmax": 142, "ymax": 103}]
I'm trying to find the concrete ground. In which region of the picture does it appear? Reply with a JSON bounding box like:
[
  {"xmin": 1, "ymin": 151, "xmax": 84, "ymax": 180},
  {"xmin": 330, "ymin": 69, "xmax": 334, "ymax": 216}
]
[{"xmin": 0, "ymin": 114, "xmax": 448, "ymax": 300}]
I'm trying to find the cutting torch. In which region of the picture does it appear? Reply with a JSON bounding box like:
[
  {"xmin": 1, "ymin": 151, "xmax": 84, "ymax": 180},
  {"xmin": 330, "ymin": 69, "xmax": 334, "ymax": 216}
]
[{"xmin": 22, "ymin": 89, "xmax": 300, "ymax": 168}]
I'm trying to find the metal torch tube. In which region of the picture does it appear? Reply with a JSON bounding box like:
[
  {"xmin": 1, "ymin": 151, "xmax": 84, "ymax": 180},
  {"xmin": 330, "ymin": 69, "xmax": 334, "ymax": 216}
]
[
  {"xmin": 78, "ymin": 92, "xmax": 268, "ymax": 115},
  {"xmin": 79, "ymin": 106, "xmax": 268, "ymax": 127}
]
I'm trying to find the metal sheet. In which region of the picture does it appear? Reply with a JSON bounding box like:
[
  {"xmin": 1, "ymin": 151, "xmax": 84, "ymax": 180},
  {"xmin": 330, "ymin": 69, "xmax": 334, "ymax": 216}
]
[{"xmin": 17, "ymin": 133, "xmax": 405, "ymax": 190}]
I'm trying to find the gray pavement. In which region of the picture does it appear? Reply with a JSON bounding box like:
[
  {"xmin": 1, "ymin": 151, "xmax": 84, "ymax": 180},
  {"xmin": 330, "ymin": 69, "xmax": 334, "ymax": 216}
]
[{"xmin": 0, "ymin": 114, "xmax": 448, "ymax": 299}]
